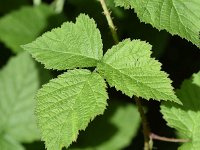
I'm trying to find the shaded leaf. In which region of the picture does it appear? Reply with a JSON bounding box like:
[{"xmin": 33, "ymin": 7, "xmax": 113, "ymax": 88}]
[
  {"xmin": 0, "ymin": 52, "xmax": 40, "ymax": 148},
  {"xmin": 0, "ymin": 4, "xmax": 60, "ymax": 53},
  {"xmin": 0, "ymin": 135, "xmax": 24, "ymax": 150},
  {"xmin": 161, "ymin": 72, "xmax": 200, "ymax": 150}
]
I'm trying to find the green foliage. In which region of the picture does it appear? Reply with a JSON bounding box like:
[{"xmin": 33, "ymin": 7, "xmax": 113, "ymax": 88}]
[
  {"xmin": 161, "ymin": 72, "xmax": 200, "ymax": 149},
  {"xmin": 0, "ymin": 53, "xmax": 40, "ymax": 149},
  {"xmin": 0, "ymin": 4, "xmax": 60, "ymax": 53},
  {"xmin": 114, "ymin": 0, "xmax": 200, "ymax": 48},
  {"xmin": 0, "ymin": 1, "xmax": 199, "ymax": 150},
  {"xmin": 22, "ymin": 14, "xmax": 103, "ymax": 70},
  {"xmin": 70, "ymin": 101, "xmax": 140, "ymax": 150},
  {"xmin": 0, "ymin": 135, "xmax": 24, "ymax": 150},
  {"xmin": 22, "ymin": 14, "xmax": 179, "ymax": 150},
  {"xmin": 97, "ymin": 39, "xmax": 180, "ymax": 103}
]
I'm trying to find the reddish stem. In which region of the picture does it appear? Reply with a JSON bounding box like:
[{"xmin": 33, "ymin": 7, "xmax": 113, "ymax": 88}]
[{"xmin": 150, "ymin": 133, "xmax": 189, "ymax": 143}]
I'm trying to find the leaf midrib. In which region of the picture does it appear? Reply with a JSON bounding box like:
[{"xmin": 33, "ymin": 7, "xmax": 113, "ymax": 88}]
[
  {"xmin": 25, "ymin": 45, "xmax": 101, "ymax": 62},
  {"xmin": 101, "ymin": 62, "xmax": 175, "ymax": 100}
]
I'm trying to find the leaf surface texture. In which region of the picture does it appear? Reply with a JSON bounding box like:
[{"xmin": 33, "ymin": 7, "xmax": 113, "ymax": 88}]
[
  {"xmin": 22, "ymin": 14, "xmax": 103, "ymax": 70},
  {"xmin": 114, "ymin": 0, "xmax": 200, "ymax": 48},
  {"xmin": 97, "ymin": 39, "xmax": 179, "ymax": 103},
  {"xmin": 36, "ymin": 69, "xmax": 108, "ymax": 150}
]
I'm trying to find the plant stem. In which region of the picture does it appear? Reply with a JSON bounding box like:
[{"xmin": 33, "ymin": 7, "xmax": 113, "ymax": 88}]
[
  {"xmin": 33, "ymin": 0, "xmax": 41, "ymax": 6},
  {"xmin": 98, "ymin": 1, "xmax": 189, "ymax": 149},
  {"xmin": 150, "ymin": 133, "xmax": 189, "ymax": 143},
  {"xmin": 98, "ymin": 1, "xmax": 151, "ymax": 149},
  {"xmin": 135, "ymin": 97, "xmax": 151, "ymax": 150},
  {"xmin": 98, "ymin": 0, "xmax": 119, "ymax": 44},
  {"xmin": 54, "ymin": 0, "xmax": 65, "ymax": 13}
]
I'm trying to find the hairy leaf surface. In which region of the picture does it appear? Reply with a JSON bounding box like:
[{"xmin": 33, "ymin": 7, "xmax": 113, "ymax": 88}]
[
  {"xmin": 36, "ymin": 69, "xmax": 108, "ymax": 150},
  {"xmin": 98, "ymin": 39, "xmax": 179, "ymax": 103},
  {"xmin": 114, "ymin": 0, "xmax": 200, "ymax": 48},
  {"xmin": 70, "ymin": 101, "xmax": 140, "ymax": 150},
  {"xmin": 0, "ymin": 4, "xmax": 58, "ymax": 53},
  {"xmin": 161, "ymin": 72, "xmax": 200, "ymax": 149},
  {"xmin": 0, "ymin": 53, "xmax": 40, "ymax": 148},
  {"xmin": 22, "ymin": 14, "xmax": 103, "ymax": 70}
]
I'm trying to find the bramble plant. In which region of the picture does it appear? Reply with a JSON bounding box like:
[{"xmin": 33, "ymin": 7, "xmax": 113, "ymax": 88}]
[{"xmin": 0, "ymin": 0, "xmax": 200, "ymax": 150}]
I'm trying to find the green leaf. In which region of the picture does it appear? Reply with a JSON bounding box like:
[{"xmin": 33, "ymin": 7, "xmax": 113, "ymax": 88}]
[
  {"xmin": 161, "ymin": 72, "xmax": 200, "ymax": 150},
  {"xmin": 22, "ymin": 14, "xmax": 103, "ymax": 70},
  {"xmin": 70, "ymin": 100, "xmax": 140, "ymax": 150},
  {"xmin": 0, "ymin": 4, "xmax": 59, "ymax": 53},
  {"xmin": 0, "ymin": 53, "xmax": 40, "ymax": 148},
  {"xmin": 97, "ymin": 39, "xmax": 180, "ymax": 103},
  {"xmin": 114, "ymin": 0, "xmax": 200, "ymax": 48},
  {"xmin": 36, "ymin": 69, "xmax": 108, "ymax": 150},
  {"xmin": 0, "ymin": 135, "xmax": 24, "ymax": 150}
]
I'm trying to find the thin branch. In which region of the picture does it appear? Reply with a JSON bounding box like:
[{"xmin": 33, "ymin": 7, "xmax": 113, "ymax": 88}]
[
  {"xmin": 150, "ymin": 133, "xmax": 190, "ymax": 143},
  {"xmin": 135, "ymin": 97, "xmax": 151, "ymax": 150},
  {"xmin": 98, "ymin": 1, "xmax": 151, "ymax": 149},
  {"xmin": 54, "ymin": 0, "xmax": 65, "ymax": 13},
  {"xmin": 33, "ymin": 0, "xmax": 41, "ymax": 6},
  {"xmin": 98, "ymin": 1, "xmax": 189, "ymax": 149},
  {"xmin": 98, "ymin": 0, "xmax": 119, "ymax": 44}
]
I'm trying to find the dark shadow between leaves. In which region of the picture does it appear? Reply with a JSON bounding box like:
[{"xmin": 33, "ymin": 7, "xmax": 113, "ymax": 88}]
[{"xmin": 39, "ymin": 12, "xmax": 66, "ymax": 36}]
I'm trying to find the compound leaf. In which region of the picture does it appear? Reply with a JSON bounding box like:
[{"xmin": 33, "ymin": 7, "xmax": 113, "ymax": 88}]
[
  {"xmin": 22, "ymin": 14, "xmax": 103, "ymax": 70},
  {"xmin": 97, "ymin": 39, "xmax": 180, "ymax": 103},
  {"xmin": 0, "ymin": 52, "xmax": 40, "ymax": 148},
  {"xmin": 36, "ymin": 69, "xmax": 108, "ymax": 150},
  {"xmin": 0, "ymin": 4, "xmax": 59, "ymax": 53},
  {"xmin": 70, "ymin": 100, "xmax": 140, "ymax": 150},
  {"xmin": 114, "ymin": 0, "xmax": 200, "ymax": 48},
  {"xmin": 161, "ymin": 72, "xmax": 200, "ymax": 150}
]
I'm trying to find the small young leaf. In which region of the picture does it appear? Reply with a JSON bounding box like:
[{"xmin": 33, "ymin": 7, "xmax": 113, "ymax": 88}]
[
  {"xmin": 36, "ymin": 69, "xmax": 108, "ymax": 150},
  {"xmin": 0, "ymin": 52, "xmax": 40, "ymax": 148},
  {"xmin": 97, "ymin": 39, "xmax": 180, "ymax": 103},
  {"xmin": 70, "ymin": 100, "xmax": 140, "ymax": 150},
  {"xmin": 0, "ymin": 4, "xmax": 60, "ymax": 53},
  {"xmin": 22, "ymin": 14, "xmax": 103, "ymax": 70},
  {"xmin": 161, "ymin": 72, "xmax": 200, "ymax": 149},
  {"xmin": 114, "ymin": 0, "xmax": 200, "ymax": 48}
]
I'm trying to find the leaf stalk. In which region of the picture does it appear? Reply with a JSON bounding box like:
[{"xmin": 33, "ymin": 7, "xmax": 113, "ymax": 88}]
[{"xmin": 150, "ymin": 133, "xmax": 189, "ymax": 143}]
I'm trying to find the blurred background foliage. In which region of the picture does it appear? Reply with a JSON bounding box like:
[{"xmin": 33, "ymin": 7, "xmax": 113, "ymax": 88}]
[{"xmin": 0, "ymin": 0, "xmax": 200, "ymax": 150}]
